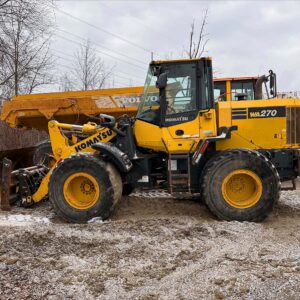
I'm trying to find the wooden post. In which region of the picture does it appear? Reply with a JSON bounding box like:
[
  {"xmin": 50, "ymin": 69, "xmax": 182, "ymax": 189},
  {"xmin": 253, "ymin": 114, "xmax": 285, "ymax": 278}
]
[{"xmin": 0, "ymin": 158, "xmax": 12, "ymax": 211}]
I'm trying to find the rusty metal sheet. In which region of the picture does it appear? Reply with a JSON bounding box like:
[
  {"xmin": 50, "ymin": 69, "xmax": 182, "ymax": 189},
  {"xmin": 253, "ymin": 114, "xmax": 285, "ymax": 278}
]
[{"xmin": 0, "ymin": 157, "xmax": 12, "ymax": 211}]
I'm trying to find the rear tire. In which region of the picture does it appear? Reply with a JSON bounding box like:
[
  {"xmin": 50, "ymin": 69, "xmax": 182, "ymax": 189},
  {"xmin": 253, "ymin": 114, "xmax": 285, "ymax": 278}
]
[
  {"xmin": 33, "ymin": 140, "xmax": 52, "ymax": 165},
  {"xmin": 201, "ymin": 149, "xmax": 280, "ymax": 222},
  {"xmin": 49, "ymin": 153, "xmax": 122, "ymax": 223}
]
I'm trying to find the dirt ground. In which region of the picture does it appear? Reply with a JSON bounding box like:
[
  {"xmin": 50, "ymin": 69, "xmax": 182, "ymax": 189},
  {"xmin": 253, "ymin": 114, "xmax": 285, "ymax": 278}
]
[{"xmin": 0, "ymin": 185, "xmax": 300, "ymax": 300}]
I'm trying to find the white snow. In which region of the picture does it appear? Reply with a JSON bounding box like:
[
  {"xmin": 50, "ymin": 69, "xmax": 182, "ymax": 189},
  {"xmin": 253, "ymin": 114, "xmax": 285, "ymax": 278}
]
[{"xmin": 0, "ymin": 214, "xmax": 51, "ymax": 226}]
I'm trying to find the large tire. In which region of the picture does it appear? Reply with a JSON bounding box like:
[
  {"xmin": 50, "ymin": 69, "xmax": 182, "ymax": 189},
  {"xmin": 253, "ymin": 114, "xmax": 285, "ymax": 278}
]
[
  {"xmin": 33, "ymin": 140, "xmax": 52, "ymax": 166},
  {"xmin": 49, "ymin": 153, "xmax": 122, "ymax": 223},
  {"xmin": 201, "ymin": 149, "xmax": 280, "ymax": 222}
]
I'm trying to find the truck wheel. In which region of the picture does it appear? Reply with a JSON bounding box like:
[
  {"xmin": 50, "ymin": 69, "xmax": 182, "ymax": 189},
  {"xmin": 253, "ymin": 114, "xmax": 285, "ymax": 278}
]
[
  {"xmin": 33, "ymin": 140, "xmax": 52, "ymax": 166},
  {"xmin": 49, "ymin": 153, "xmax": 122, "ymax": 223},
  {"xmin": 201, "ymin": 149, "xmax": 280, "ymax": 222}
]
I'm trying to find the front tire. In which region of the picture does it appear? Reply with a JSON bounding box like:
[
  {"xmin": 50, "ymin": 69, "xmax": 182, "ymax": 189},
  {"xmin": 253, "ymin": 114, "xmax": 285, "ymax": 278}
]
[
  {"xmin": 49, "ymin": 153, "xmax": 122, "ymax": 223},
  {"xmin": 201, "ymin": 149, "xmax": 280, "ymax": 222}
]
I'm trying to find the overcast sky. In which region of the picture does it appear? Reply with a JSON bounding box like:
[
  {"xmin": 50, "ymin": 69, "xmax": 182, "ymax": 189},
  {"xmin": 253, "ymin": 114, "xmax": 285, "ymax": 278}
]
[{"xmin": 50, "ymin": 0, "xmax": 300, "ymax": 92}]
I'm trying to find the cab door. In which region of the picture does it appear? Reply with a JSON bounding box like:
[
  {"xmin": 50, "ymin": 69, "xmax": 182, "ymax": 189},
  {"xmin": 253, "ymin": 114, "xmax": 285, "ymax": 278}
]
[{"xmin": 164, "ymin": 73, "xmax": 200, "ymax": 139}]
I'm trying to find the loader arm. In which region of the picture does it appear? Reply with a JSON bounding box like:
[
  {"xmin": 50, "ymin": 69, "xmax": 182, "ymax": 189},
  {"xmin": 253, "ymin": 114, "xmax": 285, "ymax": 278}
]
[{"xmin": 30, "ymin": 120, "xmax": 117, "ymax": 203}]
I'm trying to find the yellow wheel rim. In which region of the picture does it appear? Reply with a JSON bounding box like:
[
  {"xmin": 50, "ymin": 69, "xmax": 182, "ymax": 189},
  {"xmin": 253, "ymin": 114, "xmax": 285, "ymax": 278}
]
[
  {"xmin": 63, "ymin": 172, "xmax": 100, "ymax": 210},
  {"xmin": 221, "ymin": 169, "xmax": 263, "ymax": 209}
]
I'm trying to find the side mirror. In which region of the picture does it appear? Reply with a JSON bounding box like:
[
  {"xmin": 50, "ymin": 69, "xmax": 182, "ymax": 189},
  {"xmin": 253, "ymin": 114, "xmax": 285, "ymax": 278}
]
[{"xmin": 156, "ymin": 72, "xmax": 168, "ymax": 89}]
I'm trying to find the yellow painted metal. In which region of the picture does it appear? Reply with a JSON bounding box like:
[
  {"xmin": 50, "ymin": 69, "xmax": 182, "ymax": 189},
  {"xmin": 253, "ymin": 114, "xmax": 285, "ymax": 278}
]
[
  {"xmin": 32, "ymin": 120, "xmax": 116, "ymax": 202},
  {"xmin": 217, "ymin": 101, "xmax": 232, "ymax": 127},
  {"xmin": 32, "ymin": 171, "xmax": 52, "ymax": 202},
  {"xmin": 48, "ymin": 120, "xmax": 116, "ymax": 161},
  {"xmin": 226, "ymin": 80, "xmax": 231, "ymax": 101},
  {"xmin": 63, "ymin": 172, "xmax": 100, "ymax": 210},
  {"xmin": 1, "ymin": 86, "xmax": 144, "ymax": 131},
  {"xmin": 216, "ymin": 99, "xmax": 300, "ymax": 150},
  {"xmin": 134, "ymin": 110, "xmax": 217, "ymax": 154},
  {"xmin": 221, "ymin": 169, "xmax": 263, "ymax": 209}
]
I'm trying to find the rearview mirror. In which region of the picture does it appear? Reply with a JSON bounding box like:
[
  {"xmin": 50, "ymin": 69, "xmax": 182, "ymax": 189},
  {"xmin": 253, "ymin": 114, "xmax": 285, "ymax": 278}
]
[{"xmin": 156, "ymin": 72, "xmax": 167, "ymax": 89}]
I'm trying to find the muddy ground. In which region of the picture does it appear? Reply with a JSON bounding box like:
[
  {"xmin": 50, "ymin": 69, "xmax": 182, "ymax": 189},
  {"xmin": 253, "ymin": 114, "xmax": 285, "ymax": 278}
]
[{"xmin": 0, "ymin": 186, "xmax": 300, "ymax": 300}]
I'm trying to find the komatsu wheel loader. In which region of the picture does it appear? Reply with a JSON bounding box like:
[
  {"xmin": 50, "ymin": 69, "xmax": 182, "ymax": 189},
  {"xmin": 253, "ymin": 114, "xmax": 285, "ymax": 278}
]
[{"xmin": 3, "ymin": 58, "xmax": 300, "ymax": 222}]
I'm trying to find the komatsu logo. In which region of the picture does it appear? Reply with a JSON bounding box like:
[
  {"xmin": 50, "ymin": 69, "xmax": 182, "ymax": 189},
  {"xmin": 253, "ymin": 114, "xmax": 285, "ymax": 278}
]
[{"xmin": 75, "ymin": 130, "xmax": 113, "ymax": 152}]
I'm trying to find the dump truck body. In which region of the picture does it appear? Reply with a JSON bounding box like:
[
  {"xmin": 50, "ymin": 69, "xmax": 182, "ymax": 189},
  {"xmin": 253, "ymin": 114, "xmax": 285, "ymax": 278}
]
[{"xmin": 1, "ymin": 86, "xmax": 144, "ymax": 131}]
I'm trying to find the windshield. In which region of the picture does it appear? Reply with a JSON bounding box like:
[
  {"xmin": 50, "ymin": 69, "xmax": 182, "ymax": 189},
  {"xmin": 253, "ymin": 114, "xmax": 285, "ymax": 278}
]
[
  {"xmin": 136, "ymin": 63, "xmax": 197, "ymax": 125},
  {"xmin": 136, "ymin": 67, "xmax": 159, "ymax": 123}
]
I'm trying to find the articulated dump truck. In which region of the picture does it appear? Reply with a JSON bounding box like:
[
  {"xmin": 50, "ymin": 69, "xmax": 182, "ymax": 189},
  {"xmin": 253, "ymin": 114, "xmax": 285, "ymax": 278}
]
[{"xmin": 0, "ymin": 60, "xmax": 299, "ymax": 223}]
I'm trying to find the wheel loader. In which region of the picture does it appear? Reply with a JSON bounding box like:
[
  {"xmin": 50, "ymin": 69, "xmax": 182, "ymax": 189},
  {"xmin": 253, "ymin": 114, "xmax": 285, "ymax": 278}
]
[{"xmin": 2, "ymin": 58, "xmax": 300, "ymax": 222}]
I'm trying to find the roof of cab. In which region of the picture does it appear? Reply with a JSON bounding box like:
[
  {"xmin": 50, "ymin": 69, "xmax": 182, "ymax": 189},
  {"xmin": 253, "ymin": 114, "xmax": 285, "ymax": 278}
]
[{"xmin": 151, "ymin": 57, "xmax": 212, "ymax": 65}]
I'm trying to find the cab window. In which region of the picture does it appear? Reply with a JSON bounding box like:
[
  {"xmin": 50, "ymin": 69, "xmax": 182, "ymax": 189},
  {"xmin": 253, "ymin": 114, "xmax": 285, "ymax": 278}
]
[
  {"xmin": 214, "ymin": 81, "xmax": 226, "ymax": 102},
  {"xmin": 231, "ymin": 80, "xmax": 255, "ymax": 101},
  {"xmin": 165, "ymin": 66, "xmax": 196, "ymax": 116}
]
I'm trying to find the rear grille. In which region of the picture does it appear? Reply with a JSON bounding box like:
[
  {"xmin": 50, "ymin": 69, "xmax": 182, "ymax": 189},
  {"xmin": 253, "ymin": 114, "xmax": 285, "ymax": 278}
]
[{"xmin": 286, "ymin": 107, "xmax": 300, "ymax": 144}]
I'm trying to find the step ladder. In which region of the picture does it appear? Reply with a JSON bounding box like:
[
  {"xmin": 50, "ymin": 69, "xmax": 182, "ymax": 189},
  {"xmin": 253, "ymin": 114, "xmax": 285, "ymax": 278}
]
[{"xmin": 167, "ymin": 154, "xmax": 191, "ymax": 194}]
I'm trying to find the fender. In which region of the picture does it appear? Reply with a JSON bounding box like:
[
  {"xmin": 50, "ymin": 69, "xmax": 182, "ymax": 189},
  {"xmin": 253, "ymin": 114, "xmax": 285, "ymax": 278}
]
[
  {"xmin": 192, "ymin": 126, "xmax": 238, "ymax": 165},
  {"xmin": 92, "ymin": 142, "xmax": 133, "ymax": 173}
]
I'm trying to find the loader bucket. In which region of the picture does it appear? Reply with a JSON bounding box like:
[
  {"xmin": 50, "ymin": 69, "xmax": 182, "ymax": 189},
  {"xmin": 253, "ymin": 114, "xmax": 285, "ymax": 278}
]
[{"xmin": 0, "ymin": 157, "xmax": 49, "ymax": 210}]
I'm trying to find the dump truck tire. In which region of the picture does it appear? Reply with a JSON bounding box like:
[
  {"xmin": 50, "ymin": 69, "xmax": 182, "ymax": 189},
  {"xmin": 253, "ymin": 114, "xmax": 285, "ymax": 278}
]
[
  {"xmin": 33, "ymin": 140, "xmax": 52, "ymax": 165},
  {"xmin": 49, "ymin": 153, "xmax": 122, "ymax": 223},
  {"xmin": 201, "ymin": 149, "xmax": 280, "ymax": 222}
]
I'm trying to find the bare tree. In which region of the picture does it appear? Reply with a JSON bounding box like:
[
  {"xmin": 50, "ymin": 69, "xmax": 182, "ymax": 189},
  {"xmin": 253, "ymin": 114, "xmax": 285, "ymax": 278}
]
[
  {"xmin": 59, "ymin": 72, "xmax": 74, "ymax": 92},
  {"xmin": 0, "ymin": 0, "xmax": 10, "ymax": 9},
  {"xmin": 0, "ymin": 0, "xmax": 11, "ymax": 14},
  {"xmin": 186, "ymin": 9, "xmax": 209, "ymax": 58},
  {"xmin": 72, "ymin": 39, "xmax": 113, "ymax": 91},
  {"xmin": 0, "ymin": 0, "xmax": 55, "ymax": 99}
]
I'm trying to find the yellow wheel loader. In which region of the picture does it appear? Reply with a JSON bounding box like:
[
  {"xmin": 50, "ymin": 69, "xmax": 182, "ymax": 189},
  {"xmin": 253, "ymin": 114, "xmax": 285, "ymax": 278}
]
[{"xmin": 3, "ymin": 58, "xmax": 300, "ymax": 222}]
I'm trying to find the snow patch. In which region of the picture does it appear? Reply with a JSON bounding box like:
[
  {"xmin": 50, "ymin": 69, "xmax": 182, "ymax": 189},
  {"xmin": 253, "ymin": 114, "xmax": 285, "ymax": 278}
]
[
  {"xmin": 87, "ymin": 217, "xmax": 105, "ymax": 224},
  {"xmin": 0, "ymin": 214, "xmax": 51, "ymax": 226}
]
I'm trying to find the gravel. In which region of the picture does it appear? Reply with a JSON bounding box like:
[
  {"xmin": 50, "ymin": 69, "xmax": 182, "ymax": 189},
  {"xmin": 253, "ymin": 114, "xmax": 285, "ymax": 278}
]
[{"xmin": 0, "ymin": 188, "xmax": 299, "ymax": 299}]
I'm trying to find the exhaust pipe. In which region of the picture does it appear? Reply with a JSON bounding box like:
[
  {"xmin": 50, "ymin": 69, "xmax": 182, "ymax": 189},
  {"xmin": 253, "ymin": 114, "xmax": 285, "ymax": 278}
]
[{"xmin": 254, "ymin": 75, "xmax": 267, "ymax": 100}]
